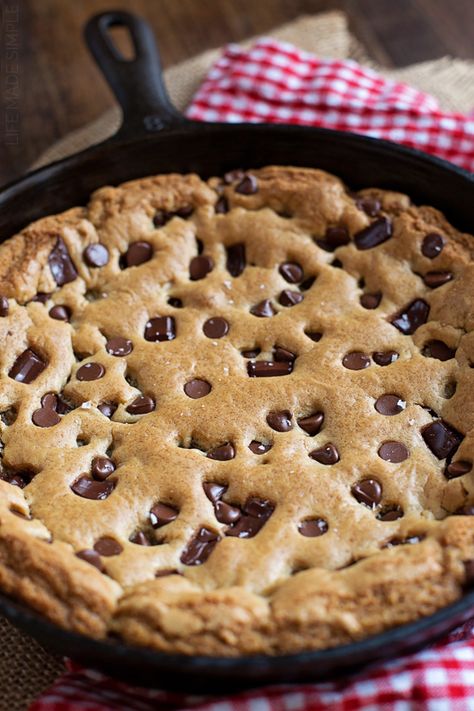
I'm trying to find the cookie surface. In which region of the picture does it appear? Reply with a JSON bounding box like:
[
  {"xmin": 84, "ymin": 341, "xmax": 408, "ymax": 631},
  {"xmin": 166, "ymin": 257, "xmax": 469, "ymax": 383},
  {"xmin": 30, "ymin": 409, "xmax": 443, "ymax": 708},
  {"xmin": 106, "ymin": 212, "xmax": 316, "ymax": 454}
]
[{"xmin": 0, "ymin": 166, "xmax": 473, "ymax": 655}]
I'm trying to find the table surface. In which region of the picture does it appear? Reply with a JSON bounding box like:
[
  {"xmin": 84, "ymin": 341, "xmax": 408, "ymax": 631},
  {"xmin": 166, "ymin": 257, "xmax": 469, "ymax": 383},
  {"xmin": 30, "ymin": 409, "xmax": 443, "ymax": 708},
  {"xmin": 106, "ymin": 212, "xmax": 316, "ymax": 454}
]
[{"xmin": 1, "ymin": 0, "xmax": 474, "ymax": 187}]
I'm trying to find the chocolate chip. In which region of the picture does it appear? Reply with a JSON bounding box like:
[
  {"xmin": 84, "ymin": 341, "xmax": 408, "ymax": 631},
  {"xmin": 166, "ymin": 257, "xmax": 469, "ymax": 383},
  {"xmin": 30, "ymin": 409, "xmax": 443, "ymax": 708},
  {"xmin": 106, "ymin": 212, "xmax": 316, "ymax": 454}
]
[
  {"xmin": 250, "ymin": 300, "xmax": 276, "ymax": 317},
  {"xmin": 351, "ymin": 479, "xmax": 382, "ymax": 508},
  {"xmin": 305, "ymin": 331, "xmax": 322, "ymax": 342},
  {"xmin": 76, "ymin": 549, "xmax": 105, "ymax": 572},
  {"xmin": 0, "ymin": 296, "xmax": 9, "ymax": 317},
  {"xmin": 98, "ymin": 402, "xmax": 117, "ymax": 418},
  {"xmin": 342, "ymin": 351, "xmax": 371, "ymax": 370},
  {"xmin": 184, "ymin": 379, "xmax": 211, "ymax": 399},
  {"xmin": 422, "ymin": 340, "xmax": 455, "ymax": 361},
  {"xmin": 279, "ymin": 290, "xmax": 304, "ymax": 307},
  {"xmin": 463, "ymin": 560, "xmax": 474, "ymax": 587},
  {"xmin": 378, "ymin": 441, "xmax": 409, "ymax": 463},
  {"xmin": 373, "ymin": 350, "xmax": 399, "ymax": 366},
  {"xmin": 247, "ymin": 361, "xmax": 293, "ymax": 377},
  {"xmin": 106, "ymin": 337, "xmax": 133, "ymax": 357},
  {"xmin": 423, "ymin": 271, "xmax": 453, "ymax": 288},
  {"xmin": 168, "ymin": 297, "xmax": 183, "ymax": 308},
  {"xmin": 124, "ymin": 241, "xmax": 153, "ymax": 267},
  {"xmin": 190, "ymin": 255, "xmax": 213, "ymax": 280},
  {"xmin": 226, "ymin": 497, "xmax": 274, "ymax": 538},
  {"xmin": 356, "ymin": 196, "xmax": 381, "ymax": 217},
  {"xmin": 71, "ymin": 476, "xmax": 115, "ymax": 500},
  {"xmin": 385, "ymin": 535, "xmax": 423, "ymax": 548},
  {"xmin": 203, "ymin": 317, "xmax": 229, "ymax": 339},
  {"xmin": 377, "ymin": 506, "xmax": 403, "ymax": 521},
  {"xmin": 309, "ymin": 443, "xmax": 340, "ymax": 465},
  {"xmin": 48, "ymin": 237, "xmax": 78, "ymax": 285},
  {"xmin": 456, "ymin": 506, "xmax": 474, "ymax": 516},
  {"xmin": 9, "ymin": 349, "xmax": 47, "ymax": 383},
  {"xmin": 224, "ymin": 169, "xmax": 245, "ymax": 184},
  {"xmin": 144, "ymin": 316, "xmax": 176, "ymax": 342},
  {"xmin": 354, "ymin": 217, "xmax": 392, "ymax": 250},
  {"xmin": 214, "ymin": 500, "xmax": 242, "ymax": 524},
  {"xmin": 390, "ymin": 299, "xmax": 430, "ymax": 335},
  {"xmin": 297, "ymin": 412, "xmax": 324, "ymax": 436},
  {"xmin": 279, "ymin": 262, "xmax": 303, "ymax": 283},
  {"xmin": 421, "ymin": 420, "xmax": 463, "ymax": 460},
  {"xmin": 30, "ymin": 292, "xmax": 51, "ymax": 304},
  {"xmin": 375, "ymin": 394, "xmax": 406, "ymax": 416},
  {"xmin": 226, "ymin": 243, "xmax": 246, "ymax": 277},
  {"xmin": 94, "ymin": 537, "xmax": 123, "ymax": 556},
  {"xmin": 241, "ymin": 348, "xmax": 261, "ymax": 358},
  {"xmin": 360, "ymin": 292, "xmax": 382, "ymax": 309},
  {"xmin": 273, "ymin": 347, "xmax": 296, "ymax": 363},
  {"xmin": 445, "ymin": 460, "xmax": 472, "ymax": 479},
  {"xmin": 175, "ymin": 205, "xmax": 194, "ymax": 219},
  {"xmin": 126, "ymin": 395, "xmax": 155, "ymax": 415},
  {"xmin": 203, "ymin": 482, "xmax": 227, "ymax": 503},
  {"xmin": 130, "ymin": 531, "xmax": 151, "ymax": 546},
  {"xmin": 76, "ymin": 362, "xmax": 105, "ymax": 381},
  {"xmin": 180, "ymin": 527, "xmax": 219, "ymax": 565},
  {"xmin": 331, "ymin": 258, "xmax": 343, "ymax": 269},
  {"xmin": 91, "ymin": 456, "xmax": 115, "ymax": 481},
  {"xmin": 49, "ymin": 305, "xmax": 71, "ymax": 321},
  {"xmin": 266, "ymin": 410, "xmax": 293, "ymax": 432},
  {"xmin": 83, "ymin": 244, "xmax": 109, "ymax": 268},
  {"xmin": 153, "ymin": 210, "xmax": 168, "ymax": 227},
  {"xmin": 215, "ymin": 196, "xmax": 229, "ymax": 214},
  {"xmin": 207, "ymin": 443, "xmax": 235, "ymax": 461},
  {"xmin": 317, "ymin": 226, "xmax": 350, "ymax": 252},
  {"xmin": 422, "ymin": 233, "xmax": 445, "ymax": 258},
  {"xmin": 32, "ymin": 395, "xmax": 61, "ymax": 427},
  {"xmin": 249, "ymin": 440, "xmax": 272, "ymax": 455},
  {"xmin": 298, "ymin": 518, "xmax": 328, "ymax": 537},
  {"xmin": 150, "ymin": 503, "xmax": 178, "ymax": 528},
  {"xmin": 235, "ymin": 174, "xmax": 258, "ymax": 195}
]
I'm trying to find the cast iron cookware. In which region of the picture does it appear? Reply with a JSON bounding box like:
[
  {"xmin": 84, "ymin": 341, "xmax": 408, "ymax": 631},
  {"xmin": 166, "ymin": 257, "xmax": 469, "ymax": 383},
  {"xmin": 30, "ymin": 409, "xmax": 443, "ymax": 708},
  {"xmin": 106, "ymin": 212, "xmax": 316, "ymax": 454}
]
[{"xmin": 0, "ymin": 10, "xmax": 473, "ymax": 692}]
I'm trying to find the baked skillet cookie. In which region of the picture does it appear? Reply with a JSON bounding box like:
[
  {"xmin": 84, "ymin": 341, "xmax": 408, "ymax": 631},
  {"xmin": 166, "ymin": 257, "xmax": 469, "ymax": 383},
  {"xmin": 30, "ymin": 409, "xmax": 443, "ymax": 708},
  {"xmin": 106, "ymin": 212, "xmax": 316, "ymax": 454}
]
[{"xmin": 0, "ymin": 166, "xmax": 473, "ymax": 656}]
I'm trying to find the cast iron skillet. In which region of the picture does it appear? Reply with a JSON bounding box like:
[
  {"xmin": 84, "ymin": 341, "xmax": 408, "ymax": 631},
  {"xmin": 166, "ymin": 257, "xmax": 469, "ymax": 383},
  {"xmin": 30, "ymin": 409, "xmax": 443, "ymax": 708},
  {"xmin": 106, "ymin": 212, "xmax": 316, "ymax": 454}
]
[{"xmin": 0, "ymin": 9, "xmax": 473, "ymax": 693}]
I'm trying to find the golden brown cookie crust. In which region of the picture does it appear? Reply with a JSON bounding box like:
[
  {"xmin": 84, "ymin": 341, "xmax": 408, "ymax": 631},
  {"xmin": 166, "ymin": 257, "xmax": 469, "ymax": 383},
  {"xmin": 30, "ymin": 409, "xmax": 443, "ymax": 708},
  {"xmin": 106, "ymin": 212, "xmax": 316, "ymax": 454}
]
[{"xmin": 0, "ymin": 166, "xmax": 473, "ymax": 655}]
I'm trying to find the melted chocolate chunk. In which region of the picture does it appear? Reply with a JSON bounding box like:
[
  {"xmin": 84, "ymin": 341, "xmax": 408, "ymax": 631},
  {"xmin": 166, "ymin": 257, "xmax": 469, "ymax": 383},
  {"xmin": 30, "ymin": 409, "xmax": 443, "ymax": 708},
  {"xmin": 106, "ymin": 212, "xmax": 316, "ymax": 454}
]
[
  {"xmin": 124, "ymin": 241, "xmax": 153, "ymax": 267},
  {"xmin": 378, "ymin": 441, "xmax": 409, "ymax": 463},
  {"xmin": 207, "ymin": 443, "xmax": 235, "ymax": 461},
  {"xmin": 317, "ymin": 226, "xmax": 350, "ymax": 252},
  {"xmin": 352, "ymin": 479, "xmax": 382, "ymax": 508},
  {"xmin": 373, "ymin": 350, "xmax": 399, "ymax": 366},
  {"xmin": 360, "ymin": 292, "xmax": 382, "ymax": 309},
  {"xmin": 342, "ymin": 351, "xmax": 371, "ymax": 370},
  {"xmin": 126, "ymin": 395, "xmax": 155, "ymax": 415},
  {"xmin": 422, "ymin": 340, "xmax": 455, "ymax": 361},
  {"xmin": 356, "ymin": 196, "xmax": 381, "ymax": 217},
  {"xmin": 226, "ymin": 243, "xmax": 246, "ymax": 277},
  {"xmin": 130, "ymin": 531, "xmax": 152, "ymax": 546},
  {"xmin": 180, "ymin": 527, "xmax": 219, "ymax": 565},
  {"xmin": 168, "ymin": 297, "xmax": 183, "ymax": 308},
  {"xmin": 463, "ymin": 560, "xmax": 474, "ymax": 587},
  {"xmin": 247, "ymin": 360, "xmax": 293, "ymax": 377},
  {"xmin": 273, "ymin": 347, "xmax": 296, "ymax": 363},
  {"xmin": 305, "ymin": 331, "xmax": 322, "ymax": 342},
  {"xmin": 422, "ymin": 232, "xmax": 445, "ymax": 258},
  {"xmin": 9, "ymin": 349, "xmax": 47, "ymax": 383},
  {"xmin": 150, "ymin": 503, "xmax": 178, "ymax": 528},
  {"xmin": 377, "ymin": 506, "xmax": 403, "ymax": 521},
  {"xmin": 48, "ymin": 237, "xmax": 78, "ymax": 285},
  {"xmin": 0, "ymin": 296, "xmax": 8, "ymax": 317},
  {"xmin": 235, "ymin": 174, "xmax": 258, "ymax": 195},
  {"xmin": 76, "ymin": 362, "xmax": 105, "ymax": 381},
  {"xmin": 241, "ymin": 348, "xmax": 261, "ymax": 358},
  {"xmin": 144, "ymin": 316, "xmax": 176, "ymax": 342},
  {"xmin": 91, "ymin": 456, "xmax": 115, "ymax": 481},
  {"xmin": 385, "ymin": 535, "xmax": 423, "ymax": 548},
  {"xmin": 279, "ymin": 262, "xmax": 303, "ymax": 283},
  {"xmin": 423, "ymin": 271, "xmax": 453, "ymax": 288},
  {"xmin": 30, "ymin": 292, "xmax": 51, "ymax": 304},
  {"xmin": 190, "ymin": 255, "xmax": 213, "ymax": 280},
  {"xmin": 226, "ymin": 498, "xmax": 274, "ymax": 538},
  {"xmin": 49, "ymin": 305, "xmax": 71, "ymax": 321},
  {"xmin": 297, "ymin": 412, "xmax": 324, "ymax": 436},
  {"xmin": 94, "ymin": 537, "xmax": 123, "ymax": 556},
  {"xmin": 456, "ymin": 506, "xmax": 474, "ymax": 516},
  {"xmin": 298, "ymin": 518, "xmax": 328, "ymax": 537},
  {"xmin": 250, "ymin": 300, "xmax": 276, "ymax": 318},
  {"xmin": 106, "ymin": 337, "xmax": 133, "ymax": 357},
  {"xmin": 203, "ymin": 317, "xmax": 229, "ymax": 339},
  {"xmin": 215, "ymin": 501, "xmax": 242, "ymax": 524},
  {"xmin": 184, "ymin": 379, "xmax": 212, "ymax": 399},
  {"xmin": 83, "ymin": 243, "xmax": 109, "ymax": 268},
  {"xmin": 32, "ymin": 393, "xmax": 61, "ymax": 427},
  {"xmin": 445, "ymin": 460, "xmax": 472, "ymax": 479},
  {"xmin": 375, "ymin": 394, "xmax": 406, "ymax": 416},
  {"xmin": 71, "ymin": 476, "xmax": 115, "ymax": 500},
  {"xmin": 309, "ymin": 443, "xmax": 340, "ymax": 465},
  {"xmin": 390, "ymin": 299, "xmax": 430, "ymax": 335},
  {"xmin": 279, "ymin": 289, "xmax": 304, "ymax": 307},
  {"xmin": 203, "ymin": 482, "xmax": 228, "ymax": 503},
  {"xmin": 354, "ymin": 217, "xmax": 392, "ymax": 250},
  {"xmin": 421, "ymin": 420, "xmax": 463, "ymax": 460},
  {"xmin": 98, "ymin": 402, "xmax": 117, "ymax": 418},
  {"xmin": 76, "ymin": 549, "xmax": 105, "ymax": 572},
  {"xmin": 249, "ymin": 440, "xmax": 272, "ymax": 455},
  {"xmin": 266, "ymin": 410, "xmax": 293, "ymax": 432}
]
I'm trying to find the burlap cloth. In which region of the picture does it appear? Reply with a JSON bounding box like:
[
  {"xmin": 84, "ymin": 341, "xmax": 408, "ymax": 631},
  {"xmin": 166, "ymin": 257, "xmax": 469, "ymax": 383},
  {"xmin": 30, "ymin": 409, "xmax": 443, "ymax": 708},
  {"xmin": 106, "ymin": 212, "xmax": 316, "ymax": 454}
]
[{"xmin": 3, "ymin": 11, "xmax": 474, "ymax": 711}]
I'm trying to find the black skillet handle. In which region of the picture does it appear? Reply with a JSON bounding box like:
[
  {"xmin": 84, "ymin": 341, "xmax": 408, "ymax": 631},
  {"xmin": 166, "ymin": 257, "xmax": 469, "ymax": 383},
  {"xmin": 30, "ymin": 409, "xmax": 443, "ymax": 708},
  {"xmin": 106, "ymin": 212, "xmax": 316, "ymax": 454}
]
[{"xmin": 84, "ymin": 10, "xmax": 188, "ymax": 140}]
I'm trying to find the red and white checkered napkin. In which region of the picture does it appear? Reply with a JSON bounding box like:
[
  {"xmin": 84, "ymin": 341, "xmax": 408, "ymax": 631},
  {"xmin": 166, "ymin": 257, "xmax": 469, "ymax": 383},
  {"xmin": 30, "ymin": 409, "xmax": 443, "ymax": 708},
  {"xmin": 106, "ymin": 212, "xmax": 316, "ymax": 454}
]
[{"xmin": 31, "ymin": 39, "xmax": 474, "ymax": 711}]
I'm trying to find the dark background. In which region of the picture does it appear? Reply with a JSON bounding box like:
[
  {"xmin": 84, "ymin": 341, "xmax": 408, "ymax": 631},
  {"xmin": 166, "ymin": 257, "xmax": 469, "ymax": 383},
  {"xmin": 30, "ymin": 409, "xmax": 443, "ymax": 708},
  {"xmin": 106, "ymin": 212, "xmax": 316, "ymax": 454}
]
[{"xmin": 1, "ymin": 0, "xmax": 474, "ymax": 186}]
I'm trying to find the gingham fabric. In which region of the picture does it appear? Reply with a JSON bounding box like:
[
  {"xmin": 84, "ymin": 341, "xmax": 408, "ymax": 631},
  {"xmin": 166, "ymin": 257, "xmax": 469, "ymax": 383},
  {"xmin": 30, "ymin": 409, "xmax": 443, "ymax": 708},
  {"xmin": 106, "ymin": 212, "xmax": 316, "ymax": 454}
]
[{"xmin": 31, "ymin": 38, "xmax": 474, "ymax": 711}]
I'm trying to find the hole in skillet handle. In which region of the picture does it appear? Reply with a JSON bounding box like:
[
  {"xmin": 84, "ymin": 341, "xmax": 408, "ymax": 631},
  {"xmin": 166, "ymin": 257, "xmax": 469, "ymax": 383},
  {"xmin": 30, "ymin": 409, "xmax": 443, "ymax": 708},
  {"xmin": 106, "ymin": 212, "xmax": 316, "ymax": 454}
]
[{"xmin": 84, "ymin": 10, "xmax": 190, "ymax": 140}]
